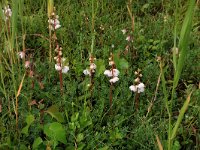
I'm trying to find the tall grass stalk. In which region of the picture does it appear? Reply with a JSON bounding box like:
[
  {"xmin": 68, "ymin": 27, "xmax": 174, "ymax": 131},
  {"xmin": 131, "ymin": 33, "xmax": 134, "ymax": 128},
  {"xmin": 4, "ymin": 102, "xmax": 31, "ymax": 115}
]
[
  {"xmin": 89, "ymin": 0, "xmax": 96, "ymax": 106},
  {"xmin": 167, "ymin": 0, "xmax": 196, "ymax": 149},
  {"xmin": 48, "ymin": 0, "xmax": 54, "ymax": 62}
]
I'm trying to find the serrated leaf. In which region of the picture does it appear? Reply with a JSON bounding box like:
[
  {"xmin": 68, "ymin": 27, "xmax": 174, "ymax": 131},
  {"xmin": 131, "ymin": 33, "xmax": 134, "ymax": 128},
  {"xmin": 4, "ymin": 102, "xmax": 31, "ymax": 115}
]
[
  {"xmin": 44, "ymin": 122, "xmax": 67, "ymax": 144},
  {"xmin": 45, "ymin": 105, "xmax": 64, "ymax": 123},
  {"xmin": 32, "ymin": 137, "xmax": 43, "ymax": 149}
]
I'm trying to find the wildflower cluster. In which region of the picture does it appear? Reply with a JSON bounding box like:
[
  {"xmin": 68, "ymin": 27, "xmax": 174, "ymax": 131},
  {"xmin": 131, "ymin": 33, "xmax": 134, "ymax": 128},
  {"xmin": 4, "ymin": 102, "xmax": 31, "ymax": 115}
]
[
  {"xmin": 129, "ymin": 69, "xmax": 145, "ymax": 93},
  {"xmin": 17, "ymin": 51, "xmax": 31, "ymax": 69},
  {"xmin": 121, "ymin": 28, "xmax": 134, "ymax": 55},
  {"xmin": 104, "ymin": 53, "xmax": 120, "ymax": 83},
  {"xmin": 121, "ymin": 29, "xmax": 132, "ymax": 42},
  {"xmin": 2, "ymin": 5, "xmax": 12, "ymax": 21},
  {"xmin": 83, "ymin": 55, "xmax": 96, "ymax": 76},
  {"xmin": 54, "ymin": 46, "xmax": 69, "ymax": 74},
  {"xmin": 48, "ymin": 9, "xmax": 61, "ymax": 31}
]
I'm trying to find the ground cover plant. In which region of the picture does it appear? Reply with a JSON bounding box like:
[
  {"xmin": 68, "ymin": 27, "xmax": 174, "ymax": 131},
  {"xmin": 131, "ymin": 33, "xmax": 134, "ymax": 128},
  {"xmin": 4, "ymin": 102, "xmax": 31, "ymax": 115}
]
[{"xmin": 0, "ymin": 0, "xmax": 200, "ymax": 149}]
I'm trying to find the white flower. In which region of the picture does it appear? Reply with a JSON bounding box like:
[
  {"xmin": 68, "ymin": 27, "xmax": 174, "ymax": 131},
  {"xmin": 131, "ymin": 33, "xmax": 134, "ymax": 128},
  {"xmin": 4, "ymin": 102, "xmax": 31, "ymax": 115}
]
[
  {"xmin": 129, "ymin": 82, "xmax": 145, "ymax": 93},
  {"xmin": 55, "ymin": 24, "xmax": 61, "ymax": 29},
  {"xmin": 126, "ymin": 36, "xmax": 131, "ymax": 42},
  {"xmin": 109, "ymin": 77, "xmax": 119, "ymax": 83},
  {"xmin": 113, "ymin": 69, "xmax": 120, "ymax": 77},
  {"xmin": 90, "ymin": 63, "xmax": 96, "ymax": 70},
  {"xmin": 48, "ymin": 19, "xmax": 54, "ymax": 24},
  {"xmin": 104, "ymin": 69, "xmax": 119, "ymax": 77},
  {"xmin": 55, "ymin": 64, "xmax": 62, "ymax": 71},
  {"xmin": 129, "ymin": 85, "xmax": 137, "ymax": 92},
  {"xmin": 25, "ymin": 61, "xmax": 30, "ymax": 68},
  {"xmin": 58, "ymin": 51, "xmax": 62, "ymax": 56},
  {"xmin": 137, "ymin": 83, "xmax": 145, "ymax": 93},
  {"xmin": 61, "ymin": 58, "xmax": 66, "ymax": 63},
  {"xmin": 104, "ymin": 70, "xmax": 112, "ymax": 77},
  {"xmin": 54, "ymin": 19, "xmax": 60, "ymax": 25},
  {"xmin": 3, "ymin": 5, "xmax": 12, "ymax": 20},
  {"xmin": 121, "ymin": 29, "xmax": 127, "ymax": 35},
  {"xmin": 48, "ymin": 18, "xmax": 61, "ymax": 30},
  {"xmin": 18, "ymin": 51, "xmax": 25, "ymax": 59},
  {"xmin": 62, "ymin": 66, "xmax": 69, "ymax": 73},
  {"xmin": 83, "ymin": 69, "xmax": 91, "ymax": 76}
]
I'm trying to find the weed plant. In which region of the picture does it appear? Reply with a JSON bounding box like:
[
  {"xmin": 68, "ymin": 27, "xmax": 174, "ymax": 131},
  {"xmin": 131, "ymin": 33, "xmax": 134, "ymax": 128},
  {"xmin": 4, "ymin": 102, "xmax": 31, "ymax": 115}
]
[{"xmin": 0, "ymin": 0, "xmax": 200, "ymax": 149}]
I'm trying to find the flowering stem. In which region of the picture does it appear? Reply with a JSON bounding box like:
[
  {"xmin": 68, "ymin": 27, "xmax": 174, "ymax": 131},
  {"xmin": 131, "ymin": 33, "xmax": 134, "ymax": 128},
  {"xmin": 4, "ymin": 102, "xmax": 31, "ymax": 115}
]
[
  {"xmin": 49, "ymin": 21, "xmax": 52, "ymax": 62},
  {"xmin": 109, "ymin": 53, "xmax": 114, "ymax": 114},
  {"xmin": 89, "ymin": 75, "xmax": 94, "ymax": 109},
  {"xmin": 58, "ymin": 46, "xmax": 63, "ymax": 94},
  {"xmin": 51, "ymin": 9, "xmax": 63, "ymax": 94},
  {"xmin": 135, "ymin": 92, "xmax": 140, "ymax": 111},
  {"xmin": 109, "ymin": 83, "xmax": 113, "ymax": 114},
  {"xmin": 89, "ymin": 55, "xmax": 95, "ymax": 108}
]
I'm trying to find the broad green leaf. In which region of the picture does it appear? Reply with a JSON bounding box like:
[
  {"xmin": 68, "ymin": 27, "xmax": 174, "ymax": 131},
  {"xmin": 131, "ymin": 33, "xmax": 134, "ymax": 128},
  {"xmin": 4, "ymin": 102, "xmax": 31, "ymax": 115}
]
[
  {"xmin": 77, "ymin": 133, "xmax": 84, "ymax": 142},
  {"xmin": 173, "ymin": 0, "xmax": 196, "ymax": 89},
  {"xmin": 26, "ymin": 114, "xmax": 35, "ymax": 125},
  {"xmin": 22, "ymin": 114, "xmax": 35, "ymax": 136},
  {"xmin": 45, "ymin": 105, "xmax": 64, "ymax": 123},
  {"xmin": 113, "ymin": 54, "xmax": 128, "ymax": 70},
  {"xmin": 119, "ymin": 58, "xmax": 129, "ymax": 69},
  {"xmin": 44, "ymin": 122, "xmax": 67, "ymax": 144},
  {"xmin": 80, "ymin": 108, "xmax": 92, "ymax": 128},
  {"xmin": 21, "ymin": 126, "xmax": 29, "ymax": 135},
  {"xmin": 95, "ymin": 59, "xmax": 105, "ymax": 77},
  {"xmin": 32, "ymin": 137, "xmax": 43, "ymax": 149}
]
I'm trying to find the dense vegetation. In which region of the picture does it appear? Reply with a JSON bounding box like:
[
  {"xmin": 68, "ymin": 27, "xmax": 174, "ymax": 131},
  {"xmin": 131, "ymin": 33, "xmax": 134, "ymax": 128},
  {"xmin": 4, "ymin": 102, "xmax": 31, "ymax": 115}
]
[{"xmin": 0, "ymin": 0, "xmax": 199, "ymax": 149}]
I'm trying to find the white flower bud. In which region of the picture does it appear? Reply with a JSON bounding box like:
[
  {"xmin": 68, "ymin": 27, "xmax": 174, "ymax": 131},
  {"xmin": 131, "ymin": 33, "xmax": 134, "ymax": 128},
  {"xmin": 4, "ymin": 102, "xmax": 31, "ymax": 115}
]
[
  {"xmin": 58, "ymin": 51, "xmax": 62, "ymax": 56},
  {"xmin": 134, "ymin": 77, "xmax": 140, "ymax": 83},
  {"xmin": 109, "ymin": 61, "xmax": 115, "ymax": 66},
  {"xmin": 109, "ymin": 77, "xmax": 119, "ymax": 83},
  {"xmin": 90, "ymin": 63, "xmax": 96, "ymax": 70}
]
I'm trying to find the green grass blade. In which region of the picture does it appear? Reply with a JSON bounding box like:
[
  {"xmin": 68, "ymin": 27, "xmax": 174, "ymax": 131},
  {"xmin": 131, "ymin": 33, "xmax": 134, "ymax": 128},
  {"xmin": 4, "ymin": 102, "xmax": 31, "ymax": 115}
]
[
  {"xmin": 171, "ymin": 91, "xmax": 192, "ymax": 140},
  {"xmin": 173, "ymin": 0, "xmax": 196, "ymax": 89}
]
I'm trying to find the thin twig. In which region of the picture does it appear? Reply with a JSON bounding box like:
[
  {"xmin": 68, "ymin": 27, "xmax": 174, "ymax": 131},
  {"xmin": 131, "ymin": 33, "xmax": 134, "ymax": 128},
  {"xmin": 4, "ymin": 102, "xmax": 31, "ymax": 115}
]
[{"xmin": 146, "ymin": 73, "xmax": 161, "ymax": 117}]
